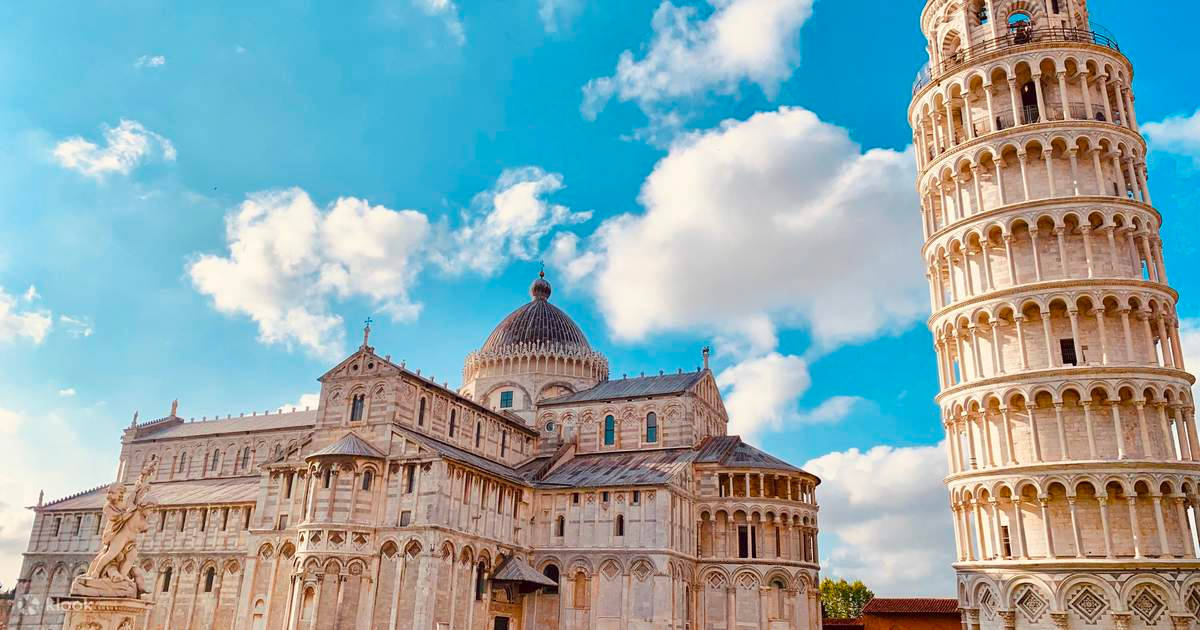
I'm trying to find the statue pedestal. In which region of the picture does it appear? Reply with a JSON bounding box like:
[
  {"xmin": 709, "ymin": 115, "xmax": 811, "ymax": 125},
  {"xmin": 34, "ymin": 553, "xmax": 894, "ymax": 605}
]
[{"xmin": 56, "ymin": 596, "xmax": 149, "ymax": 630}]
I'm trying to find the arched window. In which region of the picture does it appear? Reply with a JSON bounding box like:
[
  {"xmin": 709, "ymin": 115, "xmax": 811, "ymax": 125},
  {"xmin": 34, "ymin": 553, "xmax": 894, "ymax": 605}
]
[
  {"xmin": 1008, "ymin": 11, "xmax": 1032, "ymax": 41},
  {"xmin": 603, "ymin": 415, "xmax": 615, "ymax": 446},
  {"xmin": 771, "ymin": 579, "xmax": 787, "ymax": 618},
  {"xmin": 500, "ymin": 431, "xmax": 508, "ymax": 457},
  {"xmin": 645, "ymin": 412, "xmax": 658, "ymax": 443},
  {"xmin": 417, "ymin": 398, "xmax": 426, "ymax": 426},
  {"xmin": 542, "ymin": 564, "xmax": 560, "ymax": 595},
  {"xmin": 475, "ymin": 562, "xmax": 488, "ymax": 601},
  {"xmin": 449, "ymin": 410, "xmax": 457, "ymax": 438},
  {"xmin": 556, "ymin": 515, "xmax": 565, "ymax": 537},
  {"xmin": 362, "ymin": 470, "xmax": 373, "ymax": 491},
  {"xmin": 350, "ymin": 394, "xmax": 365, "ymax": 422},
  {"xmin": 573, "ymin": 572, "xmax": 589, "ymax": 608},
  {"xmin": 161, "ymin": 567, "xmax": 173, "ymax": 592},
  {"xmin": 178, "ymin": 455, "xmax": 186, "ymax": 473},
  {"xmin": 475, "ymin": 422, "xmax": 483, "ymax": 448},
  {"xmin": 323, "ymin": 468, "xmax": 332, "ymax": 489},
  {"xmin": 241, "ymin": 447, "xmax": 250, "ymax": 469},
  {"xmin": 615, "ymin": 514, "xmax": 625, "ymax": 536},
  {"xmin": 211, "ymin": 450, "xmax": 220, "ymax": 471},
  {"xmin": 204, "ymin": 567, "xmax": 216, "ymax": 593}
]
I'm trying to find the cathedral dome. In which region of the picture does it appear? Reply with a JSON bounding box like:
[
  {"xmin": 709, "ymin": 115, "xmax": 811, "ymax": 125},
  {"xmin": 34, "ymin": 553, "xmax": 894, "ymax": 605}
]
[{"xmin": 480, "ymin": 272, "xmax": 591, "ymax": 354}]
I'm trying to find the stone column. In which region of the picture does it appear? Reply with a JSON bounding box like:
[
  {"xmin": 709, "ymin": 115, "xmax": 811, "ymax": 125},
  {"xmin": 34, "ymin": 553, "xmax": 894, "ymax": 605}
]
[
  {"xmin": 1053, "ymin": 403, "xmax": 1069, "ymax": 460},
  {"xmin": 1098, "ymin": 496, "xmax": 1114, "ymax": 558},
  {"xmin": 1082, "ymin": 402, "xmax": 1098, "ymax": 459},
  {"xmin": 1112, "ymin": 402, "xmax": 1128, "ymax": 459},
  {"xmin": 1128, "ymin": 496, "xmax": 1143, "ymax": 558}
]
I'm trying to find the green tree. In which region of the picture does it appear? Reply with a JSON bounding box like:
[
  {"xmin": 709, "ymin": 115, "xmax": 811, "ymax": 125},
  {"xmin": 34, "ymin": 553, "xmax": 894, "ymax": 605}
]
[{"xmin": 820, "ymin": 578, "xmax": 874, "ymax": 619}]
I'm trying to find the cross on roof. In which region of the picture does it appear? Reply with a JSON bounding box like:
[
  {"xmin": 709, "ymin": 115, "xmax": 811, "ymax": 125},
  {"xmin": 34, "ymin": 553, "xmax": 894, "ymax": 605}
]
[{"xmin": 362, "ymin": 317, "xmax": 374, "ymax": 348}]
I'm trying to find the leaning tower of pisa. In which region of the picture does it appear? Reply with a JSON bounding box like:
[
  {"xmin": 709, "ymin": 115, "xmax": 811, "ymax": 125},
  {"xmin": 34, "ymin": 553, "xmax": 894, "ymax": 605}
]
[{"xmin": 911, "ymin": 2, "xmax": 1200, "ymax": 630}]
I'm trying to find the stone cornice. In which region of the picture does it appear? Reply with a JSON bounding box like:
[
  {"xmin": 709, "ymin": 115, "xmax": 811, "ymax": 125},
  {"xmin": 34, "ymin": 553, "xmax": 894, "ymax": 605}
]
[
  {"xmin": 927, "ymin": 277, "xmax": 1178, "ymax": 325},
  {"xmin": 921, "ymin": 196, "xmax": 1160, "ymax": 251},
  {"xmin": 934, "ymin": 365, "xmax": 1195, "ymax": 403}
]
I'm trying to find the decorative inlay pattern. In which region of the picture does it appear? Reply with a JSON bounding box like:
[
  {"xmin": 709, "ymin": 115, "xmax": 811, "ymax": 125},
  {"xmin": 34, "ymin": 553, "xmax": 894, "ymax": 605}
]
[
  {"xmin": 1016, "ymin": 585, "xmax": 1049, "ymax": 622},
  {"xmin": 1130, "ymin": 586, "xmax": 1167, "ymax": 625},
  {"xmin": 1068, "ymin": 586, "xmax": 1110, "ymax": 625}
]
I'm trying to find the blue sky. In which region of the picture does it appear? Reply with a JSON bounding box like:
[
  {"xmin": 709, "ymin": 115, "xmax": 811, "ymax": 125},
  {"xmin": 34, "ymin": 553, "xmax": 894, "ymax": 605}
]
[{"xmin": 1, "ymin": 0, "xmax": 1199, "ymax": 595}]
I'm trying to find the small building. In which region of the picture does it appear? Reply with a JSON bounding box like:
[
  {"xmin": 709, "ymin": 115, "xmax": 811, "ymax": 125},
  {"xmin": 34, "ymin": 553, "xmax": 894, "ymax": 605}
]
[{"xmin": 860, "ymin": 598, "xmax": 960, "ymax": 630}]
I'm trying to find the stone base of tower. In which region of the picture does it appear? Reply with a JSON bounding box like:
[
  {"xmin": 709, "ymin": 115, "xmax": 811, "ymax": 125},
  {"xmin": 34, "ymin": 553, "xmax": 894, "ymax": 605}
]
[
  {"xmin": 956, "ymin": 566, "xmax": 1200, "ymax": 630},
  {"xmin": 57, "ymin": 596, "xmax": 149, "ymax": 630}
]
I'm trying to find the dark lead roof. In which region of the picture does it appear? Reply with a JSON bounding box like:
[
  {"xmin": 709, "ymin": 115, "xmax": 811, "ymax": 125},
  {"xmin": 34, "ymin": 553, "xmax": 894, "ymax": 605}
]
[
  {"xmin": 540, "ymin": 371, "xmax": 704, "ymax": 405},
  {"xmin": 695, "ymin": 436, "xmax": 807, "ymax": 473},
  {"xmin": 480, "ymin": 274, "xmax": 591, "ymax": 353},
  {"xmin": 535, "ymin": 448, "xmax": 698, "ymax": 487}
]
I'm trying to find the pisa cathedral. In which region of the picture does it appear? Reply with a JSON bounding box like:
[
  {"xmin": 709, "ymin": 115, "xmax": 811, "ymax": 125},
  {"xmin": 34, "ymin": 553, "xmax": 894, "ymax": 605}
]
[
  {"xmin": 8, "ymin": 273, "xmax": 822, "ymax": 630},
  {"xmin": 912, "ymin": 1, "xmax": 1200, "ymax": 629}
]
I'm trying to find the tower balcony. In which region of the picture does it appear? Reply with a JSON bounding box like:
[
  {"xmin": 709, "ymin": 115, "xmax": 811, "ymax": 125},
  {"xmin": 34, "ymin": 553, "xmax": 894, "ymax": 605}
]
[{"xmin": 913, "ymin": 26, "xmax": 1122, "ymax": 97}]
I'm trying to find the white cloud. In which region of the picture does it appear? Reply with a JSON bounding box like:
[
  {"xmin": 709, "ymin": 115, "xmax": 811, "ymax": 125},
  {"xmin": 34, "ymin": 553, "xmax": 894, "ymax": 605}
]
[
  {"xmin": 539, "ymin": 0, "xmax": 584, "ymax": 33},
  {"xmin": 582, "ymin": 0, "xmax": 813, "ymax": 122},
  {"xmin": 553, "ymin": 106, "xmax": 926, "ymax": 353},
  {"xmin": 804, "ymin": 443, "xmax": 956, "ymax": 596},
  {"xmin": 59, "ymin": 315, "xmax": 94, "ymax": 338},
  {"xmin": 435, "ymin": 167, "xmax": 592, "ymax": 275},
  {"xmin": 188, "ymin": 188, "xmax": 431, "ymax": 360},
  {"xmin": 716, "ymin": 352, "xmax": 866, "ymax": 441},
  {"xmin": 57, "ymin": 388, "xmax": 76, "ymax": 397},
  {"xmin": 413, "ymin": 0, "xmax": 466, "ymax": 44},
  {"xmin": 0, "ymin": 285, "xmax": 52, "ymax": 344},
  {"xmin": 1144, "ymin": 109, "xmax": 1200, "ymax": 160},
  {"xmin": 0, "ymin": 406, "xmax": 116, "ymax": 587},
  {"xmin": 52, "ymin": 119, "xmax": 176, "ymax": 179},
  {"xmin": 133, "ymin": 55, "xmax": 166, "ymax": 68},
  {"xmin": 278, "ymin": 393, "xmax": 320, "ymax": 412}
]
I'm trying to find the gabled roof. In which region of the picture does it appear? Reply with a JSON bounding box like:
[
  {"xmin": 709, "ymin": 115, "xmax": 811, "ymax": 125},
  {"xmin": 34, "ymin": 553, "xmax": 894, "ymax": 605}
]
[
  {"xmin": 491, "ymin": 555, "xmax": 557, "ymax": 587},
  {"xmin": 395, "ymin": 427, "xmax": 527, "ymax": 484},
  {"xmin": 862, "ymin": 598, "xmax": 961, "ymax": 615},
  {"xmin": 308, "ymin": 432, "xmax": 386, "ymax": 459},
  {"xmin": 533, "ymin": 447, "xmax": 696, "ymax": 487},
  {"xmin": 540, "ymin": 371, "xmax": 704, "ymax": 405},
  {"xmin": 694, "ymin": 436, "xmax": 811, "ymax": 475},
  {"xmin": 132, "ymin": 409, "xmax": 317, "ymax": 442}
]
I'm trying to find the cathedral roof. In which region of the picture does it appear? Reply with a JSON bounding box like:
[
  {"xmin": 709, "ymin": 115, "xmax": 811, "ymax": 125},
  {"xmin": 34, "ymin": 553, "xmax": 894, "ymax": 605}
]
[
  {"xmin": 479, "ymin": 272, "xmax": 591, "ymax": 355},
  {"xmin": 40, "ymin": 477, "xmax": 260, "ymax": 512},
  {"xmin": 308, "ymin": 432, "xmax": 386, "ymax": 459},
  {"xmin": 491, "ymin": 556, "xmax": 557, "ymax": 587},
  {"xmin": 131, "ymin": 409, "xmax": 317, "ymax": 442},
  {"xmin": 534, "ymin": 447, "xmax": 697, "ymax": 487},
  {"xmin": 396, "ymin": 427, "xmax": 527, "ymax": 484},
  {"xmin": 694, "ymin": 436, "xmax": 810, "ymax": 475},
  {"xmin": 539, "ymin": 371, "xmax": 704, "ymax": 405}
]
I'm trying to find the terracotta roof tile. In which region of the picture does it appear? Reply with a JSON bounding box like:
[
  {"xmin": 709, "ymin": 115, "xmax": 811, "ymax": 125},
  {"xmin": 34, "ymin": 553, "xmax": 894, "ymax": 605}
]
[{"xmin": 862, "ymin": 598, "xmax": 961, "ymax": 615}]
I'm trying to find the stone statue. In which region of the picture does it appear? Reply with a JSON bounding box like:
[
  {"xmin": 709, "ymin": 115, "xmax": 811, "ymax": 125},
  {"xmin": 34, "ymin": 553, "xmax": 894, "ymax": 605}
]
[{"xmin": 70, "ymin": 458, "xmax": 157, "ymax": 599}]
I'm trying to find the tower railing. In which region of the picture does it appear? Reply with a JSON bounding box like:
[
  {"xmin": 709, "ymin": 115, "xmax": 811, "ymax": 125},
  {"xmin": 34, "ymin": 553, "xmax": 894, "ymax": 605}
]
[{"xmin": 912, "ymin": 27, "xmax": 1121, "ymax": 96}]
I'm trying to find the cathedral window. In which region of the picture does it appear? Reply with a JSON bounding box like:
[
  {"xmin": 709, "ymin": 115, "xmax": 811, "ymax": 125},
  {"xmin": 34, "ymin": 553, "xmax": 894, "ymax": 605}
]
[
  {"xmin": 73, "ymin": 515, "xmax": 81, "ymax": 536},
  {"xmin": 499, "ymin": 390, "xmax": 513, "ymax": 409},
  {"xmin": 603, "ymin": 415, "xmax": 615, "ymax": 446},
  {"xmin": 350, "ymin": 394, "xmax": 365, "ymax": 422},
  {"xmin": 645, "ymin": 412, "xmax": 658, "ymax": 443},
  {"xmin": 771, "ymin": 580, "xmax": 787, "ymax": 617},
  {"xmin": 362, "ymin": 469, "xmax": 373, "ymax": 491},
  {"xmin": 632, "ymin": 490, "xmax": 640, "ymax": 505},
  {"xmin": 405, "ymin": 465, "xmax": 416, "ymax": 493},
  {"xmin": 244, "ymin": 507, "xmax": 252, "ymax": 529},
  {"xmin": 285, "ymin": 473, "xmax": 294, "ymax": 499},
  {"xmin": 601, "ymin": 491, "xmax": 609, "ymax": 502},
  {"xmin": 52, "ymin": 517, "xmax": 61, "ymax": 537},
  {"xmin": 158, "ymin": 511, "xmax": 166, "ymax": 531},
  {"xmin": 277, "ymin": 514, "xmax": 288, "ymax": 530},
  {"xmin": 210, "ymin": 450, "xmax": 220, "ymax": 472},
  {"xmin": 200, "ymin": 509, "xmax": 207, "ymax": 532},
  {"xmin": 615, "ymin": 514, "xmax": 625, "ymax": 536},
  {"xmin": 204, "ymin": 567, "xmax": 215, "ymax": 593},
  {"xmin": 417, "ymin": 398, "xmax": 427, "ymax": 426},
  {"xmin": 179, "ymin": 510, "xmax": 187, "ymax": 532},
  {"xmin": 161, "ymin": 567, "xmax": 173, "ymax": 592},
  {"xmin": 449, "ymin": 410, "xmax": 457, "ymax": 437},
  {"xmin": 1051, "ymin": 0, "xmax": 1061, "ymax": 13},
  {"xmin": 500, "ymin": 431, "xmax": 508, "ymax": 457},
  {"xmin": 400, "ymin": 510, "xmax": 411, "ymax": 526},
  {"xmin": 542, "ymin": 565, "xmax": 560, "ymax": 595},
  {"xmin": 1060, "ymin": 339, "xmax": 1078, "ymax": 365},
  {"xmin": 475, "ymin": 422, "xmax": 483, "ymax": 448},
  {"xmin": 241, "ymin": 447, "xmax": 250, "ymax": 470},
  {"xmin": 222, "ymin": 508, "xmax": 229, "ymax": 531},
  {"xmin": 572, "ymin": 493, "xmax": 579, "ymax": 504},
  {"xmin": 323, "ymin": 469, "xmax": 332, "ymax": 489}
]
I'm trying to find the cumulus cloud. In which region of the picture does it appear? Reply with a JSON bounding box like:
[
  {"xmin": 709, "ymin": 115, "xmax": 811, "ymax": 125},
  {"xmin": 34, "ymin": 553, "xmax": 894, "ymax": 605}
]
[
  {"xmin": 1144, "ymin": 109, "xmax": 1200, "ymax": 160},
  {"xmin": 52, "ymin": 119, "xmax": 176, "ymax": 179},
  {"xmin": 0, "ymin": 285, "xmax": 52, "ymax": 344},
  {"xmin": 554, "ymin": 106, "xmax": 926, "ymax": 353},
  {"xmin": 582, "ymin": 0, "xmax": 812, "ymax": 123},
  {"xmin": 188, "ymin": 189, "xmax": 431, "ymax": 360},
  {"xmin": 716, "ymin": 352, "xmax": 866, "ymax": 441},
  {"xmin": 0, "ymin": 406, "xmax": 115, "ymax": 586},
  {"xmin": 539, "ymin": 0, "xmax": 585, "ymax": 33},
  {"xmin": 413, "ymin": 0, "xmax": 466, "ymax": 44},
  {"xmin": 804, "ymin": 443, "xmax": 956, "ymax": 596},
  {"xmin": 57, "ymin": 388, "xmax": 76, "ymax": 397},
  {"xmin": 278, "ymin": 393, "xmax": 321, "ymax": 412},
  {"xmin": 133, "ymin": 55, "xmax": 166, "ymax": 68},
  {"xmin": 435, "ymin": 167, "xmax": 592, "ymax": 275}
]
